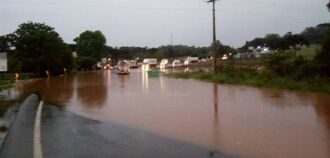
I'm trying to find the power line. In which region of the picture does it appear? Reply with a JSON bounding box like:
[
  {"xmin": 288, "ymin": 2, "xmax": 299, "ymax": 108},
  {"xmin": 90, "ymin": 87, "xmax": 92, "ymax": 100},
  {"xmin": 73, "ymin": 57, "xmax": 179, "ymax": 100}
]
[{"xmin": 0, "ymin": 0, "xmax": 212, "ymax": 12}]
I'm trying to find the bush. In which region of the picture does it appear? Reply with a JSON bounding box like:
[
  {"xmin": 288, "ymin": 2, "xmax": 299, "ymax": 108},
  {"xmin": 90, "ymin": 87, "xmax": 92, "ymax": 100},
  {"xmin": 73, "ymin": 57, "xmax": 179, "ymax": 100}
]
[
  {"xmin": 261, "ymin": 51, "xmax": 295, "ymax": 76},
  {"xmin": 74, "ymin": 56, "xmax": 97, "ymax": 71},
  {"xmin": 315, "ymin": 28, "xmax": 330, "ymax": 76}
]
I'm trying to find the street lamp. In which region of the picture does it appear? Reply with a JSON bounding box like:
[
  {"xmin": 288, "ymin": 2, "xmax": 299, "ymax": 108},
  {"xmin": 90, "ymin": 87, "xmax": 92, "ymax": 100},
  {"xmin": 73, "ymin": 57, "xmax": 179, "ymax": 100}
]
[{"xmin": 206, "ymin": 0, "xmax": 218, "ymax": 74}]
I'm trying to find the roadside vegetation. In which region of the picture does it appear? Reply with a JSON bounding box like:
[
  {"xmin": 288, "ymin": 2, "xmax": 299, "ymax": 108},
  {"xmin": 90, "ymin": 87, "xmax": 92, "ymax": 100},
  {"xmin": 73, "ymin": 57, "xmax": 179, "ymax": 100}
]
[
  {"xmin": 168, "ymin": 34, "xmax": 330, "ymax": 93},
  {"xmin": 0, "ymin": 22, "xmax": 73, "ymax": 77},
  {"xmin": 0, "ymin": 80, "xmax": 18, "ymax": 119},
  {"xmin": 0, "ymin": 80, "xmax": 14, "ymax": 91},
  {"xmin": 0, "ymin": 100, "xmax": 16, "ymax": 117},
  {"xmin": 169, "ymin": 3, "xmax": 330, "ymax": 94},
  {"xmin": 0, "ymin": 99, "xmax": 15, "ymax": 132},
  {"xmin": 168, "ymin": 51, "xmax": 330, "ymax": 94}
]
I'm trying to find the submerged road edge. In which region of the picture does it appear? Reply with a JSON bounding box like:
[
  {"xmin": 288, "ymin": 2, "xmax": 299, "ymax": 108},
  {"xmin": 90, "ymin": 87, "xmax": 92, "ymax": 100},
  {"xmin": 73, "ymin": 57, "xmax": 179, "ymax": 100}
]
[{"xmin": 33, "ymin": 101, "xmax": 43, "ymax": 158}]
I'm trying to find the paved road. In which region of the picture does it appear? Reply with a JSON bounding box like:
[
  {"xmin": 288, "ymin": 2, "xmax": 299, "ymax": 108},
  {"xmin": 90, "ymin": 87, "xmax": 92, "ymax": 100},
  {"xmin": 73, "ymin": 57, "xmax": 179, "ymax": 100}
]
[
  {"xmin": 0, "ymin": 94, "xmax": 234, "ymax": 158},
  {"xmin": 0, "ymin": 94, "xmax": 38, "ymax": 158}
]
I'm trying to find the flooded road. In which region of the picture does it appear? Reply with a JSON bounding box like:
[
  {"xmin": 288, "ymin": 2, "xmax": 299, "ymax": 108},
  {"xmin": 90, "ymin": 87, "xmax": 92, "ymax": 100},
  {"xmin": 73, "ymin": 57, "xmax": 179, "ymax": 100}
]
[{"xmin": 15, "ymin": 69, "xmax": 330, "ymax": 158}]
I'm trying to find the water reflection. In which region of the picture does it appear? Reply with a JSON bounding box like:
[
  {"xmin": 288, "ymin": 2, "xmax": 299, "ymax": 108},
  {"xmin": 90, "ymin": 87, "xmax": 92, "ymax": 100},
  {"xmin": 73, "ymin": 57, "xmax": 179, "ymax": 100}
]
[
  {"xmin": 313, "ymin": 94, "xmax": 330, "ymax": 156},
  {"xmin": 259, "ymin": 88, "xmax": 320, "ymax": 109},
  {"xmin": 141, "ymin": 70, "xmax": 149, "ymax": 92},
  {"xmin": 106, "ymin": 70, "xmax": 111, "ymax": 88},
  {"xmin": 0, "ymin": 82, "xmax": 23, "ymax": 100},
  {"xmin": 184, "ymin": 67, "xmax": 190, "ymax": 73},
  {"xmin": 160, "ymin": 75, "xmax": 165, "ymax": 91},
  {"xmin": 68, "ymin": 71, "xmax": 330, "ymax": 158},
  {"xmin": 12, "ymin": 70, "xmax": 330, "ymax": 158},
  {"xmin": 117, "ymin": 74, "xmax": 129, "ymax": 89},
  {"xmin": 13, "ymin": 83, "xmax": 22, "ymax": 99},
  {"xmin": 213, "ymin": 84, "xmax": 218, "ymax": 116},
  {"xmin": 76, "ymin": 72, "xmax": 107, "ymax": 108},
  {"xmin": 211, "ymin": 83, "xmax": 220, "ymax": 156},
  {"xmin": 11, "ymin": 75, "xmax": 74, "ymax": 106}
]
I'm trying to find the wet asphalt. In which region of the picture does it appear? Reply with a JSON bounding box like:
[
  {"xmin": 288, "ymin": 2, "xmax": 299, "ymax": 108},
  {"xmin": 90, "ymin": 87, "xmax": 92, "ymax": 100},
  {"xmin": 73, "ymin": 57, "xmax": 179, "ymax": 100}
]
[
  {"xmin": 0, "ymin": 94, "xmax": 39, "ymax": 158},
  {"xmin": 0, "ymin": 94, "xmax": 234, "ymax": 158}
]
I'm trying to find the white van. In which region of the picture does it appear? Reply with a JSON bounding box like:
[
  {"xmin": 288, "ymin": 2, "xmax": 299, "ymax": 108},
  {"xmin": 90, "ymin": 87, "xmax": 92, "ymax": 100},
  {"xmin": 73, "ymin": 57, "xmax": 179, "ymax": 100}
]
[
  {"xmin": 160, "ymin": 59, "xmax": 169, "ymax": 67},
  {"xmin": 143, "ymin": 58, "xmax": 157, "ymax": 66},
  {"xmin": 184, "ymin": 57, "xmax": 199, "ymax": 65}
]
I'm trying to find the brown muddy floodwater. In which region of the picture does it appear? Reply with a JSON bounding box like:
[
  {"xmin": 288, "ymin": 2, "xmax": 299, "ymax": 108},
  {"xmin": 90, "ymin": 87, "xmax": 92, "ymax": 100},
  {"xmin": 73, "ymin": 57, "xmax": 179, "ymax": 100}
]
[{"xmin": 15, "ymin": 69, "xmax": 330, "ymax": 158}]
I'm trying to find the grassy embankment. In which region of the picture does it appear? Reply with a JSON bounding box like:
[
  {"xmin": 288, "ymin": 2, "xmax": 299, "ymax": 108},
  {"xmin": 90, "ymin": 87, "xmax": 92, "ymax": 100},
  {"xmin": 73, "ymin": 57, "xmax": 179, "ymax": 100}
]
[
  {"xmin": 0, "ymin": 74, "xmax": 32, "ymax": 120},
  {"xmin": 0, "ymin": 80, "xmax": 16, "ymax": 118},
  {"xmin": 167, "ymin": 45, "xmax": 330, "ymax": 94}
]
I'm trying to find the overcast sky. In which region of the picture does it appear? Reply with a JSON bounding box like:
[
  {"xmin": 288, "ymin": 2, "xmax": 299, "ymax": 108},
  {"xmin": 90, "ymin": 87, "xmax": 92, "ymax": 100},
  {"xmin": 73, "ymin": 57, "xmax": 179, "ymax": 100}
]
[{"xmin": 0, "ymin": 0, "xmax": 329, "ymax": 48}]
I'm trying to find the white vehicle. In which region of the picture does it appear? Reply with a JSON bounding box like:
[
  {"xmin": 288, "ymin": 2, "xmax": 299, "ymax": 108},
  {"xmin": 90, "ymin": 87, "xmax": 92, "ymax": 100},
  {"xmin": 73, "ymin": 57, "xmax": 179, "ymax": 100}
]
[
  {"xmin": 129, "ymin": 60, "xmax": 139, "ymax": 68},
  {"xmin": 143, "ymin": 58, "xmax": 157, "ymax": 67},
  {"xmin": 184, "ymin": 57, "xmax": 199, "ymax": 65},
  {"xmin": 172, "ymin": 60, "xmax": 183, "ymax": 67},
  {"xmin": 160, "ymin": 59, "xmax": 169, "ymax": 67},
  {"xmin": 116, "ymin": 61, "xmax": 130, "ymax": 75}
]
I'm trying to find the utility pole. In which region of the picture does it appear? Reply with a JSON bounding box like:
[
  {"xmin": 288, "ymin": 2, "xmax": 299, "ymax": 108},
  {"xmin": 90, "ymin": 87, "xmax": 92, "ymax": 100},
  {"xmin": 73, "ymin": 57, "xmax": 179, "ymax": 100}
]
[
  {"xmin": 206, "ymin": 0, "xmax": 218, "ymax": 74},
  {"xmin": 171, "ymin": 33, "xmax": 173, "ymax": 46},
  {"xmin": 168, "ymin": 33, "xmax": 173, "ymax": 59}
]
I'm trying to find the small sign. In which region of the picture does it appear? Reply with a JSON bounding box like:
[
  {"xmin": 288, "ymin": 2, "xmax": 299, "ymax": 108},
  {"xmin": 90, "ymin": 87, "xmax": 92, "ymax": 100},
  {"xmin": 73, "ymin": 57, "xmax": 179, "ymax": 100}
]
[{"xmin": 0, "ymin": 52, "xmax": 8, "ymax": 72}]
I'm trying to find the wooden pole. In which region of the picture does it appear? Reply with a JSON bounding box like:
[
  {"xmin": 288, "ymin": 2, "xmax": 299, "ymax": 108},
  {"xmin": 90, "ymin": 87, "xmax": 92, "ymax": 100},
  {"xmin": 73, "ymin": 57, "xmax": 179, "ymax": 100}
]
[{"xmin": 212, "ymin": 1, "xmax": 217, "ymax": 74}]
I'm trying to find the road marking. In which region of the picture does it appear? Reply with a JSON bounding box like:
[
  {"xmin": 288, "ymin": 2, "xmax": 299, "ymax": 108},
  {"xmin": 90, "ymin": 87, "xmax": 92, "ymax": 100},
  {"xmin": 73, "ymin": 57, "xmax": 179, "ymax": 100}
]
[{"xmin": 34, "ymin": 101, "xmax": 43, "ymax": 158}]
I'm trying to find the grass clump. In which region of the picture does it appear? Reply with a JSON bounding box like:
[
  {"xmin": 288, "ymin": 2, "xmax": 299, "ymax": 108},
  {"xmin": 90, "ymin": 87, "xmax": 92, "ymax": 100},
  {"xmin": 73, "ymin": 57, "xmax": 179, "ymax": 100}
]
[
  {"xmin": 0, "ymin": 100, "xmax": 16, "ymax": 117},
  {"xmin": 167, "ymin": 70, "xmax": 330, "ymax": 94},
  {"xmin": 0, "ymin": 125, "xmax": 7, "ymax": 132}
]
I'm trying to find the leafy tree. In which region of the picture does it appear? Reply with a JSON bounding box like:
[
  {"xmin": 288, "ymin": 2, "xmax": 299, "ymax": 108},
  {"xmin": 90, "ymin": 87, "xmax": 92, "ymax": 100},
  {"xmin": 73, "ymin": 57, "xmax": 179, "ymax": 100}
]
[
  {"xmin": 154, "ymin": 49, "xmax": 165, "ymax": 61},
  {"xmin": 214, "ymin": 40, "xmax": 237, "ymax": 57},
  {"xmin": 0, "ymin": 35, "xmax": 23, "ymax": 72},
  {"xmin": 314, "ymin": 3, "xmax": 330, "ymax": 76},
  {"xmin": 0, "ymin": 36, "xmax": 9, "ymax": 52},
  {"xmin": 74, "ymin": 30, "xmax": 106, "ymax": 61},
  {"xmin": 264, "ymin": 34, "xmax": 289, "ymax": 50},
  {"xmin": 262, "ymin": 51, "xmax": 295, "ymax": 76},
  {"xmin": 243, "ymin": 34, "xmax": 288, "ymax": 50},
  {"xmin": 283, "ymin": 32, "xmax": 309, "ymax": 47},
  {"xmin": 301, "ymin": 24, "xmax": 329, "ymax": 44},
  {"xmin": 8, "ymin": 22, "xmax": 73, "ymax": 76},
  {"xmin": 75, "ymin": 56, "xmax": 97, "ymax": 71},
  {"xmin": 243, "ymin": 38, "xmax": 264, "ymax": 50}
]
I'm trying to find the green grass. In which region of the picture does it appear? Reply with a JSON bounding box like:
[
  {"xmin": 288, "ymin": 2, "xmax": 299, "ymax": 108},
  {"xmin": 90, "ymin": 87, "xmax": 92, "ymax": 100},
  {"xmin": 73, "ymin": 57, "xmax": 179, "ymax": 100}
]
[
  {"xmin": 167, "ymin": 70, "xmax": 330, "ymax": 94},
  {"xmin": 0, "ymin": 80, "xmax": 18, "ymax": 117},
  {"xmin": 0, "ymin": 100, "xmax": 16, "ymax": 116},
  {"xmin": 296, "ymin": 45, "xmax": 320, "ymax": 60},
  {"xmin": 0, "ymin": 125, "xmax": 8, "ymax": 132},
  {"xmin": 0, "ymin": 80, "xmax": 15, "ymax": 91}
]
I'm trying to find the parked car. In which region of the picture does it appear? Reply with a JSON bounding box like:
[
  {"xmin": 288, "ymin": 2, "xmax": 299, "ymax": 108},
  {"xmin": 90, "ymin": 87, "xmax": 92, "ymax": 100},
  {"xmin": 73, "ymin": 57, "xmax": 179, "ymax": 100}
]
[{"xmin": 172, "ymin": 60, "xmax": 183, "ymax": 67}]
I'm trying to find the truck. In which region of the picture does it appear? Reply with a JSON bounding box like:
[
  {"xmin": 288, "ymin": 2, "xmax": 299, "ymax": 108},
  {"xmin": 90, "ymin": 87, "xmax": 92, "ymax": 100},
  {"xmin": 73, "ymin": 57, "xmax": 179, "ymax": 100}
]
[
  {"xmin": 184, "ymin": 57, "xmax": 199, "ymax": 65},
  {"xmin": 143, "ymin": 58, "xmax": 157, "ymax": 67}
]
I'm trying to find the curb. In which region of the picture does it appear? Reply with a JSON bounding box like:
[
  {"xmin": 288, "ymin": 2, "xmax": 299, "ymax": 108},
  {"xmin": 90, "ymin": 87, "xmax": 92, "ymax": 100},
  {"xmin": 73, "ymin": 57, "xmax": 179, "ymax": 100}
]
[
  {"xmin": 0, "ymin": 93, "xmax": 39, "ymax": 153},
  {"xmin": 0, "ymin": 103, "xmax": 20, "ymax": 152}
]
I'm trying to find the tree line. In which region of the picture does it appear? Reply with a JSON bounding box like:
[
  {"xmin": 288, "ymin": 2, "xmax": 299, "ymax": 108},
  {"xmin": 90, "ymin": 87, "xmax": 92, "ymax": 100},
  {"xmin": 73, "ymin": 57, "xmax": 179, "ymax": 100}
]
[
  {"xmin": 240, "ymin": 23, "xmax": 329, "ymax": 51},
  {"xmin": 0, "ymin": 1, "xmax": 329, "ymax": 77},
  {"xmin": 0, "ymin": 21, "xmax": 236, "ymax": 76},
  {"xmin": 0, "ymin": 22, "xmax": 73, "ymax": 77},
  {"xmin": 239, "ymin": 2, "xmax": 330, "ymax": 77}
]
